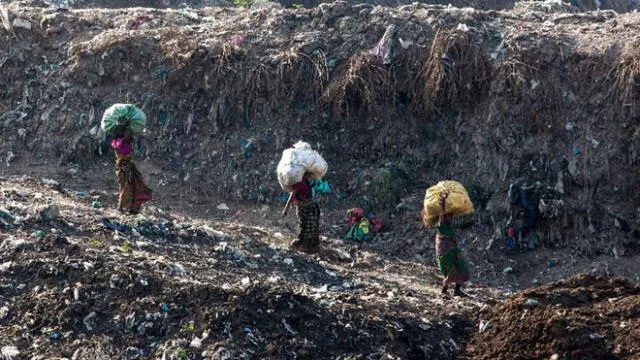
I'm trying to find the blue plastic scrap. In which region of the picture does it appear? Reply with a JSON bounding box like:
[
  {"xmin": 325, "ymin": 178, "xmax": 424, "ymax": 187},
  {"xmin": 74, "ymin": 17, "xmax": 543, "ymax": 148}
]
[{"xmin": 101, "ymin": 217, "xmax": 128, "ymax": 232}]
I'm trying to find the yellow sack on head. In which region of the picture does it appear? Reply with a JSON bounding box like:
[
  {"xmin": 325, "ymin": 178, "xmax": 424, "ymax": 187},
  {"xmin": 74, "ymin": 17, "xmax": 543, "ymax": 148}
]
[{"xmin": 423, "ymin": 180, "xmax": 475, "ymax": 227}]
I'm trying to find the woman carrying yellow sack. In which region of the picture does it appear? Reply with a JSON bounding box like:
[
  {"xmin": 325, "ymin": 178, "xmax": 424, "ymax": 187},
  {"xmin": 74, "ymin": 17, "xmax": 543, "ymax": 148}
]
[
  {"xmin": 423, "ymin": 181, "xmax": 474, "ymax": 297},
  {"xmin": 435, "ymin": 192, "xmax": 470, "ymax": 297}
]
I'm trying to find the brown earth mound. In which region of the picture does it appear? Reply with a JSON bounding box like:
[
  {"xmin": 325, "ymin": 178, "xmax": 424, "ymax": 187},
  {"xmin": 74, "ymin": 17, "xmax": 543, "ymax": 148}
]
[{"xmin": 465, "ymin": 274, "xmax": 640, "ymax": 360}]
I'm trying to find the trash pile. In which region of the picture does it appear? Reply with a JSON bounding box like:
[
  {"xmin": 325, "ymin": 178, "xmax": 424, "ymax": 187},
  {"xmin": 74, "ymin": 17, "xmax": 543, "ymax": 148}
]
[
  {"xmin": 505, "ymin": 180, "xmax": 564, "ymax": 250},
  {"xmin": 1, "ymin": 2, "xmax": 640, "ymax": 257},
  {"xmin": 0, "ymin": 0, "xmax": 232, "ymax": 9},
  {"xmin": 0, "ymin": 0, "xmax": 635, "ymax": 258},
  {"xmin": 1, "ymin": 176, "xmax": 496, "ymax": 359},
  {"xmin": 2, "ymin": 0, "xmax": 640, "ymax": 357}
]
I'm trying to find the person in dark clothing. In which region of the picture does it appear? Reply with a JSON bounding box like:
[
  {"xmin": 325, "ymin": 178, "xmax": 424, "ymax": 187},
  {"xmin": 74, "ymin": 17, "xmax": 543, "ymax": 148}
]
[
  {"xmin": 284, "ymin": 173, "xmax": 321, "ymax": 252},
  {"xmin": 506, "ymin": 181, "xmax": 542, "ymax": 248}
]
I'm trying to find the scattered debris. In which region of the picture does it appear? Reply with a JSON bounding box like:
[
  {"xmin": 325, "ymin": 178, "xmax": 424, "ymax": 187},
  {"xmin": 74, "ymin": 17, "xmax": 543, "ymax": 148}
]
[{"xmin": 11, "ymin": 18, "xmax": 31, "ymax": 30}]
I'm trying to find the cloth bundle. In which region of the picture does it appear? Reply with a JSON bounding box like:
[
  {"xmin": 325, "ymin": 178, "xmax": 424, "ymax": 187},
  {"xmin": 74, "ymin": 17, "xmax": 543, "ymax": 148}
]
[
  {"xmin": 423, "ymin": 180, "xmax": 475, "ymax": 227},
  {"xmin": 276, "ymin": 141, "xmax": 328, "ymax": 192},
  {"xmin": 101, "ymin": 104, "xmax": 147, "ymax": 136}
]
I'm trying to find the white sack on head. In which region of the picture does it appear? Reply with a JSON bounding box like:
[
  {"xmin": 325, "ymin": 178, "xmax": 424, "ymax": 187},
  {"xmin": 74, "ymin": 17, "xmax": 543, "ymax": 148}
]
[
  {"xmin": 293, "ymin": 140, "xmax": 312, "ymax": 150},
  {"xmin": 276, "ymin": 141, "xmax": 328, "ymax": 192}
]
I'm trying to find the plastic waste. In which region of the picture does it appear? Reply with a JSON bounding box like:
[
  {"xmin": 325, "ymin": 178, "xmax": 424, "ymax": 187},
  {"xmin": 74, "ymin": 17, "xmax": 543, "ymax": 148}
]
[
  {"xmin": 1, "ymin": 346, "xmax": 20, "ymax": 358},
  {"xmin": 12, "ymin": 18, "xmax": 31, "ymax": 30},
  {"xmin": 524, "ymin": 298, "xmax": 540, "ymax": 307},
  {"xmin": 41, "ymin": 178, "xmax": 60, "ymax": 186},
  {"xmin": 101, "ymin": 217, "xmax": 128, "ymax": 232},
  {"xmin": 311, "ymin": 179, "xmax": 331, "ymax": 195}
]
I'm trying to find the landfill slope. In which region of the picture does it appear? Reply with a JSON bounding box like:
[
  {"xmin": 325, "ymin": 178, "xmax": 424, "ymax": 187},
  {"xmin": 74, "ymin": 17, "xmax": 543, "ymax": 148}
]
[
  {"xmin": 2, "ymin": 1, "xmax": 640, "ymax": 358},
  {"xmin": 1, "ymin": 0, "xmax": 638, "ymax": 11},
  {"xmin": 0, "ymin": 176, "xmax": 492, "ymax": 358},
  {"xmin": 2, "ymin": 3, "xmax": 640, "ymax": 256},
  {"xmin": 1, "ymin": 177, "xmax": 639, "ymax": 359}
]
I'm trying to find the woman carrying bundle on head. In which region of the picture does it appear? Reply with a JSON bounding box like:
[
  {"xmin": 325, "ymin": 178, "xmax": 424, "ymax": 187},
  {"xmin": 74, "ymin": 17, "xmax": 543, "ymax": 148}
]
[
  {"xmin": 434, "ymin": 191, "xmax": 470, "ymax": 297},
  {"xmin": 284, "ymin": 172, "xmax": 321, "ymax": 252},
  {"xmin": 423, "ymin": 181, "xmax": 474, "ymax": 297},
  {"xmin": 102, "ymin": 104, "xmax": 152, "ymax": 215},
  {"xmin": 278, "ymin": 141, "xmax": 328, "ymax": 253}
]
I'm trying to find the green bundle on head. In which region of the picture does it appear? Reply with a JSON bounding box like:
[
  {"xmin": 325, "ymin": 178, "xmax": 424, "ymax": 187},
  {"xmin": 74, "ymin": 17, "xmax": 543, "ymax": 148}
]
[{"xmin": 101, "ymin": 104, "xmax": 147, "ymax": 136}]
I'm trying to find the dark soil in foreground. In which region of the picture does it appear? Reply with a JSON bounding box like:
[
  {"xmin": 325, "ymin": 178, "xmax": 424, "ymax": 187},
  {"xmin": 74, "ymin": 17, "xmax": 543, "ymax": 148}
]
[
  {"xmin": 2, "ymin": 174, "xmax": 640, "ymax": 359},
  {"xmin": 466, "ymin": 275, "xmax": 640, "ymax": 360},
  {"xmin": 0, "ymin": 176, "xmax": 484, "ymax": 359}
]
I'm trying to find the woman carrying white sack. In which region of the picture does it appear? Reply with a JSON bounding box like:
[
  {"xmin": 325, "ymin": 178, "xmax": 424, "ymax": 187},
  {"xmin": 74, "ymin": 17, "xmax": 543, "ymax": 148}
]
[{"xmin": 278, "ymin": 141, "xmax": 328, "ymax": 253}]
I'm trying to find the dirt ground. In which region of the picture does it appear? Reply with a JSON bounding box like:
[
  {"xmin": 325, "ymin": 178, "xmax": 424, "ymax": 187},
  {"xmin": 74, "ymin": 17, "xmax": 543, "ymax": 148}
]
[
  {"xmin": 2, "ymin": 0, "xmax": 640, "ymax": 358},
  {"xmin": 0, "ymin": 175, "xmax": 500, "ymax": 359},
  {"xmin": 466, "ymin": 275, "xmax": 640, "ymax": 360},
  {"xmin": 1, "ymin": 0, "xmax": 638, "ymax": 11},
  {"xmin": 2, "ymin": 166, "xmax": 640, "ymax": 359}
]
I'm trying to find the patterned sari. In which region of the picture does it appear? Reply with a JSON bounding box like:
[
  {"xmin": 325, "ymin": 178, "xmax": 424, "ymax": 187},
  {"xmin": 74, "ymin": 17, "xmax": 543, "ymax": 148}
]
[
  {"xmin": 295, "ymin": 200, "xmax": 321, "ymax": 252},
  {"xmin": 112, "ymin": 138, "xmax": 152, "ymax": 212},
  {"xmin": 435, "ymin": 222, "xmax": 470, "ymax": 285}
]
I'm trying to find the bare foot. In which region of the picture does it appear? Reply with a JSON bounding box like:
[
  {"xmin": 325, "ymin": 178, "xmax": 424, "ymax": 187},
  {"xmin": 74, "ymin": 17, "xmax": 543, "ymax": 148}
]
[{"xmin": 290, "ymin": 239, "xmax": 307, "ymax": 251}]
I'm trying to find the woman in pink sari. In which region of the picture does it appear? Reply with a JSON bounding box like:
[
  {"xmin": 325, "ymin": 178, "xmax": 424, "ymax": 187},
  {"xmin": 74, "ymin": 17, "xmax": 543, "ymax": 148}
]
[{"xmin": 111, "ymin": 127, "xmax": 152, "ymax": 214}]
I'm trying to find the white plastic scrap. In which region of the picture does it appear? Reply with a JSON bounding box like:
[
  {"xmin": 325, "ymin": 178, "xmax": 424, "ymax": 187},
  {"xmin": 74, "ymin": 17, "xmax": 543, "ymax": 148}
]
[
  {"xmin": 5, "ymin": 152, "xmax": 14, "ymax": 166},
  {"xmin": 216, "ymin": 203, "xmax": 230, "ymax": 211},
  {"xmin": 83, "ymin": 312, "xmax": 97, "ymax": 331},
  {"xmin": 0, "ymin": 261, "xmax": 12, "ymax": 272},
  {"xmin": 201, "ymin": 226, "xmax": 227, "ymax": 239},
  {"xmin": 41, "ymin": 178, "xmax": 60, "ymax": 186},
  {"xmin": 0, "ymin": 7, "xmax": 11, "ymax": 31},
  {"xmin": 12, "ymin": 18, "xmax": 31, "ymax": 30},
  {"xmin": 189, "ymin": 336, "xmax": 202, "ymax": 349},
  {"xmin": 479, "ymin": 320, "xmax": 490, "ymax": 333},
  {"xmin": 456, "ymin": 23, "xmax": 469, "ymax": 32},
  {"xmin": 125, "ymin": 312, "xmax": 136, "ymax": 328},
  {"xmin": 312, "ymin": 284, "xmax": 329, "ymax": 293},
  {"xmin": 530, "ymin": 79, "xmax": 540, "ymax": 90},
  {"xmin": 1, "ymin": 346, "xmax": 20, "ymax": 359},
  {"xmin": 398, "ymin": 37, "xmax": 414, "ymax": 49}
]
